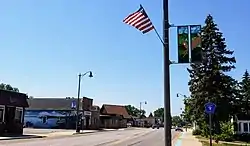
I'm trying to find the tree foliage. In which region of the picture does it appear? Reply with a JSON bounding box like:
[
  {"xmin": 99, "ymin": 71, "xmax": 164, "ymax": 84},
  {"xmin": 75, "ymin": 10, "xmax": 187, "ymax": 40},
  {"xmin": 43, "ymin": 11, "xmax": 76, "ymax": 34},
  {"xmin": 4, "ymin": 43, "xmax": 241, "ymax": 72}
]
[
  {"xmin": 172, "ymin": 115, "xmax": 183, "ymax": 126},
  {"xmin": 0, "ymin": 83, "xmax": 19, "ymax": 92},
  {"xmin": 153, "ymin": 107, "xmax": 164, "ymax": 118},
  {"xmin": 125, "ymin": 105, "xmax": 146, "ymax": 117},
  {"xmin": 238, "ymin": 70, "xmax": 250, "ymax": 115},
  {"xmin": 186, "ymin": 14, "xmax": 237, "ymax": 135}
]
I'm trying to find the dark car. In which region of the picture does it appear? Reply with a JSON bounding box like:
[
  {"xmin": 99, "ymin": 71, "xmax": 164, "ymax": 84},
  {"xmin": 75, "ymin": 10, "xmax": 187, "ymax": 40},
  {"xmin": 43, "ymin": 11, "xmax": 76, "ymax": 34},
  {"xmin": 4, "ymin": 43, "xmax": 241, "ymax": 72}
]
[
  {"xmin": 175, "ymin": 127, "xmax": 184, "ymax": 132},
  {"xmin": 152, "ymin": 124, "xmax": 160, "ymax": 129}
]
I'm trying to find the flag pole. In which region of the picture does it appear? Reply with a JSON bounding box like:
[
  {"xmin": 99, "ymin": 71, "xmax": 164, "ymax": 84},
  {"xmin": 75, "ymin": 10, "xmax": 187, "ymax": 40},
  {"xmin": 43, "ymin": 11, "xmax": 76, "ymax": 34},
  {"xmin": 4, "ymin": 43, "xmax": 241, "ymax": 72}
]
[
  {"xmin": 163, "ymin": 0, "xmax": 172, "ymax": 145},
  {"xmin": 141, "ymin": 5, "xmax": 164, "ymax": 46},
  {"xmin": 153, "ymin": 28, "xmax": 164, "ymax": 46}
]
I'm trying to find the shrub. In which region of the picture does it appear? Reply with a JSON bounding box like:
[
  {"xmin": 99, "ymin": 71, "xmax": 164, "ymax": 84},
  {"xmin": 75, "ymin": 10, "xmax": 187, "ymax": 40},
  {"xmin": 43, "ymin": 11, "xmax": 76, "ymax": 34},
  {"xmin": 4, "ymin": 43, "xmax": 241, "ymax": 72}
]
[
  {"xmin": 214, "ymin": 133, "xmax": 234, "ymax": 142},
  {"xmin": 213, "ymin": 122, "xmax": 234, "ymax": 142},
  {"xmin": 192, "ymin": 129, "xmax": 202, "ymax": 135}
]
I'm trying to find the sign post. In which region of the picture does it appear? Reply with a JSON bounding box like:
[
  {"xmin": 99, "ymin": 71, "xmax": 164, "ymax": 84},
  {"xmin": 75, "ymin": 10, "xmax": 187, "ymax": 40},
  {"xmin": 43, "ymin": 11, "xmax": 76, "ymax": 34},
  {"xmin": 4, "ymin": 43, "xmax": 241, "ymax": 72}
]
[{"xmin": 204, "ymin": 102, "xmax": 216, "ymax": 146}]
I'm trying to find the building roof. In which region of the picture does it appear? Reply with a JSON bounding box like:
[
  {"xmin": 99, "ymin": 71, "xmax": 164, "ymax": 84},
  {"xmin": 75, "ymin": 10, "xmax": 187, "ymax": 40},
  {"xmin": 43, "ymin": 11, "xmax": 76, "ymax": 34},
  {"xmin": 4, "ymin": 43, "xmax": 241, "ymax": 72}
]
[
  {"xmin": 101, "ymin": 104, "xmax": 130, "ymax": 119},
  {"xmin": 27, "ymin": 98, "xmax": 77, "ymax": 110},
  {"xmin": 0, "ymin": 89, "xmax": 29, "ymax": 107},
  {"xmin": 236, "ymin": 114, "xmax": 250, "ymax": 121}
]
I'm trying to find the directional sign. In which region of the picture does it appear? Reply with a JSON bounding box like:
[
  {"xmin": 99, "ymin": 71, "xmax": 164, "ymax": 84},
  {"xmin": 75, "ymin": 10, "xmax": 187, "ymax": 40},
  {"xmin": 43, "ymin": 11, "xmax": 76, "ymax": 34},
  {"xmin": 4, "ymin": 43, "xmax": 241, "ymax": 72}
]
[
  {"xmin": 205, "ymin": 102, "xmax": 216, "ymax": 114},
  {"xmin": 71, "ymin": 101, "xmax": 76, "ymax": 109}
]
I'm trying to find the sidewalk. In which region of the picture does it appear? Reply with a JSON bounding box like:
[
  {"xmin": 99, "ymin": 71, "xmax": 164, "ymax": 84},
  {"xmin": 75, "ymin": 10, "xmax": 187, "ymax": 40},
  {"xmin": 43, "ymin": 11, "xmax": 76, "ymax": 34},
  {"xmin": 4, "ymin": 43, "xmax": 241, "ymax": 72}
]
[{"xmin": 174, "ymin": 129, "xmax": 202, "ymax": 146}]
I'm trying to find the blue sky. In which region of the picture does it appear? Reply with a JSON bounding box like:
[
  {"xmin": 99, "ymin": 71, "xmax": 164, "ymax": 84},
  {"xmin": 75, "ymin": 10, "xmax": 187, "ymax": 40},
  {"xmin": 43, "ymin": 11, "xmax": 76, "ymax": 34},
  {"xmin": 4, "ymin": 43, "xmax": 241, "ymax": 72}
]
[{"xmin": 0, "ymin": 0, "xmax": 249, "ymax": 116}]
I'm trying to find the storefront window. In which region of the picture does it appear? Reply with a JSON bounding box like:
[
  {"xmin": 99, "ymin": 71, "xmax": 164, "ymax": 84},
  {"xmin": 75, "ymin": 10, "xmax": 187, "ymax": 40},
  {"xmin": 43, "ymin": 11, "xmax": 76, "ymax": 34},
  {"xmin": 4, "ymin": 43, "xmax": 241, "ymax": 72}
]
[
  {"xmin": 0, "ymin": 106, "xmax": 5, "ymax": 122},
  {"xmin": 15, "ymin": 107, "xmax": 23, "ymax": 123},
  {"xmin": 244, "ymin": 123, "xmax": 248, "ymax": 132},
  {"xmin": 239, "ymin": 122, "xmax": 241, "ymax": 132}
]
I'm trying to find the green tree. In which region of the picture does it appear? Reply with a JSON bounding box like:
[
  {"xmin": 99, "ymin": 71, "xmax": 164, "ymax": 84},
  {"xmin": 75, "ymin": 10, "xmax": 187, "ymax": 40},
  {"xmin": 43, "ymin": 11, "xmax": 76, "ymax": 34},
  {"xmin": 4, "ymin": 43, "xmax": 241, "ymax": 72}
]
[
  {"xmin": 153, "ymin": 108, "xmax": 164, "ymax": 119},
  {"xmin": 0, "ymin": 83, "xmax": 19, "ymax": 92},
  {"xmin": 187, "ymin": 15, "xmax": 237, "ymax": 135},
  {"xmin": 125, "ymin": 105, "xmax": 146, "ymax": 117},
  {"xmin": 182, "ymin": 97, "xmax": 194, "ymax": 124},
  {"xmin": 238, "ymin": 70, "xmax": 250, "ymax": 115},
  {"xmin": 172, "ymin": 115, "xmax": 183, "ymax": 126}
]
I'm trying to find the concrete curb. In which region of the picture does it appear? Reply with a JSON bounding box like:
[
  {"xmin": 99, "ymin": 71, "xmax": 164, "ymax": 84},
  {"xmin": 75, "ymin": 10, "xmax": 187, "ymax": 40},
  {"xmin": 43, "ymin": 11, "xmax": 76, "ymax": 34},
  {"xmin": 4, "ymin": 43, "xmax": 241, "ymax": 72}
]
[{"xmin": 0, "ymin": 135, "xmax": 46, "ymax": 141}]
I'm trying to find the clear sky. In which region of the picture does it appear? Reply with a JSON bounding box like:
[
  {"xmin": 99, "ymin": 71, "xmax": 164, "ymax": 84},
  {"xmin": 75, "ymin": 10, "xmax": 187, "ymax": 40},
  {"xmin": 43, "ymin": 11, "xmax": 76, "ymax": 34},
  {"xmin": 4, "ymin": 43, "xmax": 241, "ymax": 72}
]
[{"xmin": 0, "ymin": 0, "xmax": 249, "ymax": 116}]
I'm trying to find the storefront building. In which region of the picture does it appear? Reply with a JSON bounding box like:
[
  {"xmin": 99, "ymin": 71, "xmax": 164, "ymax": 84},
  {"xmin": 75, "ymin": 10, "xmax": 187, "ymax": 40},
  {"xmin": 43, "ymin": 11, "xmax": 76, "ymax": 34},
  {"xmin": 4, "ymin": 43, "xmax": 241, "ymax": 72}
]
[{"xmin": 0, "ymin": 89, "xmax": 29, "ymax": 135}]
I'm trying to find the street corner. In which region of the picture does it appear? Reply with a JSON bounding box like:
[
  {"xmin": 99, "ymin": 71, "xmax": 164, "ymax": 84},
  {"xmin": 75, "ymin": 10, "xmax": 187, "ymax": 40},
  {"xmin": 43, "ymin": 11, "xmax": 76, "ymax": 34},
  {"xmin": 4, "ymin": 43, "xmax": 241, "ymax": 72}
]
[{"xmin": 0, "ymin": 134, "xmax": 47, "ymax": 141}]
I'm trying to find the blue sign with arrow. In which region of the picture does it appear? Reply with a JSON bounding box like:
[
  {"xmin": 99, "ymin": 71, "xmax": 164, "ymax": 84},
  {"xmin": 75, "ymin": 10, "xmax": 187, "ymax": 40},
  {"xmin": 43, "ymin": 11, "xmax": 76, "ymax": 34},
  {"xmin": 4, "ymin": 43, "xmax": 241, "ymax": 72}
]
[
  {"xmin": 71, "ymin": 101, "xmax": 76, "ymax": 109},
  {"xmin": 204, "ymin": 102, "xmax": 216, "ymax": 114}
]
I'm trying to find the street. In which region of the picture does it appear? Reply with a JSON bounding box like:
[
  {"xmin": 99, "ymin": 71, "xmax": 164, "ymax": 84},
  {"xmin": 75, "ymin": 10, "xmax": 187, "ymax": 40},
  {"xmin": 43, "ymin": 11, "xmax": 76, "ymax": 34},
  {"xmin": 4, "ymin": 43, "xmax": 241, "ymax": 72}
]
[{"xmin": 0, "ymin": 128, "xmax": 179, "ymax": 146}]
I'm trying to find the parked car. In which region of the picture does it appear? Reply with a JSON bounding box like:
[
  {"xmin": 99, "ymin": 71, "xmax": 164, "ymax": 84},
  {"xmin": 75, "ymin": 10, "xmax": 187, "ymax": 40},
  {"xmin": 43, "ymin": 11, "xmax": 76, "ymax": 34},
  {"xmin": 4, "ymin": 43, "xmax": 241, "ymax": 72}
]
[
  {"xmin": 152, "ymin": 124, "xmax": 160, "ymax": 129},
  {"xmin": 175, "ymin": 127, "xmax": 183, "ymax": 132}
]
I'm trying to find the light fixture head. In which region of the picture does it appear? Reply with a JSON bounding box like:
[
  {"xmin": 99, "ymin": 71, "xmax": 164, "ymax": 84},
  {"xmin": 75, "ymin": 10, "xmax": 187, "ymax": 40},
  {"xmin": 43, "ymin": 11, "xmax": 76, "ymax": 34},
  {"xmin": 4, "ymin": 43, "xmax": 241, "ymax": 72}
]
[{"xmin": 89, "ymin": 71, "xmax": 93, "ymax": 78}]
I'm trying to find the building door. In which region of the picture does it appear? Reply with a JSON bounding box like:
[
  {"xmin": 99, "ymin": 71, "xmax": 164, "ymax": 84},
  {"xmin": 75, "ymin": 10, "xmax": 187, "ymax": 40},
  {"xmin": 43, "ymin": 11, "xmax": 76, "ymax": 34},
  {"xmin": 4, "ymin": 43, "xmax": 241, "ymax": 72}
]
[
  {"xmin": 4, "ymin": 106, "xmax": 16, "ymax": 133},
  {"xmin": 86, "ymin": 116, "xmax": 90, "ymax": 129}
]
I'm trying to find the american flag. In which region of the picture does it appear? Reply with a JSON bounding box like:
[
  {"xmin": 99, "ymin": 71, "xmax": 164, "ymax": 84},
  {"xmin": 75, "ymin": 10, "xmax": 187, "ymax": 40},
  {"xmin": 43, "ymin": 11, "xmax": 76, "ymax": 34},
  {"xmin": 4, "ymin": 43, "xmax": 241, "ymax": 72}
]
[{"xmin": 123, "ymin": 5, "xmax": 154, "ymax": 34}]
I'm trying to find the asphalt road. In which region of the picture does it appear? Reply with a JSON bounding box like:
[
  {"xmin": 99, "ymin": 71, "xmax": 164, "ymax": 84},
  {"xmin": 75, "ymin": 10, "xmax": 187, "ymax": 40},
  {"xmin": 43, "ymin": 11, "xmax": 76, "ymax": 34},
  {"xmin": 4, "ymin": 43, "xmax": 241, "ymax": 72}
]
[
  {"xmin": 0, "ymin": 128, "xmax": 178, "ymax": 146},
  {"xmin": 109, "ymin": 128, "xmax": 177, "ymax": 146}
]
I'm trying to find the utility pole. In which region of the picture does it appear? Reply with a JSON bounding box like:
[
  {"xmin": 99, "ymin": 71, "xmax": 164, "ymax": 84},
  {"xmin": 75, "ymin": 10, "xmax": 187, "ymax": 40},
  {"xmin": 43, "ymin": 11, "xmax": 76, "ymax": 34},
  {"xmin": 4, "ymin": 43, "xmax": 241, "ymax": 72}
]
[
  {"xmin": 163, "ymin": 0, "xmax": 172, "ymax": 145},
  {"xmin": 76, "ymin": 74, "xmax": 81, "ymax": 133},
  {"xmin": 139, "ymin": 102, "xmax": 142, "ymax": 127}
]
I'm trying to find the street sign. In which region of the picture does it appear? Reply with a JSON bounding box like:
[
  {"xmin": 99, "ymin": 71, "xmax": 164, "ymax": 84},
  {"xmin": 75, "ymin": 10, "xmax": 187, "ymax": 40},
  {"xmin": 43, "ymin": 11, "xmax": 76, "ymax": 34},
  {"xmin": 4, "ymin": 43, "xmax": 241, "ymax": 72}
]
[
  {"xmin": 205, "ymin": 102, "xmax": 216, "ymax": 114},
  {"xmin": 204, "ymin": 102, "xmax": 216, "ymax": 146},
  {"xmin": 71, "ymin": 101, "xmax": 76, "ymax": 109}
]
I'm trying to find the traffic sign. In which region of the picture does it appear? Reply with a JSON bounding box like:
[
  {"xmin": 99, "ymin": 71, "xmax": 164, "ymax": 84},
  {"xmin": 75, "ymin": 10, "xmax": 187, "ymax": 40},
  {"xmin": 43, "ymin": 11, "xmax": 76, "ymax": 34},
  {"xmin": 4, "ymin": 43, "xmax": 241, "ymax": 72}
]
[{"xmin": 205, "ymin": 102, "xmax": 216, "ymax": 114}]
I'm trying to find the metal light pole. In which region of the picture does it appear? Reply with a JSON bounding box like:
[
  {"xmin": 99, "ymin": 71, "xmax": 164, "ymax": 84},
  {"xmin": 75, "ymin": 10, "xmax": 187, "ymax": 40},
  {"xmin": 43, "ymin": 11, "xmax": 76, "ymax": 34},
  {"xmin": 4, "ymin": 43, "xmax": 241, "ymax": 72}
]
[
  {"xmin": 139, "ymin": 101, "xmax": 147, "ymax": 127},
  {"xmin": 163, "ymin": 0, "xmax": 172, "ymax": 145},
  {"xmin": 75, "ymin": 71, "xmax": 93, "ymax": 133}
]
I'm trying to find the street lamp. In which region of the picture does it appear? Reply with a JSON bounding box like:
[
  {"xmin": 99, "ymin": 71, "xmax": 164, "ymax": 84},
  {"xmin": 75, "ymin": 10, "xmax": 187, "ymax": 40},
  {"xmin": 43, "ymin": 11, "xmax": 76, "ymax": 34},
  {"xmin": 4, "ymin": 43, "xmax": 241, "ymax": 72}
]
[
  {"xmin": 176, "ymin": 93, "xmax": 187, "ymax": 98},
  {"xmin": 176, "ymin": 93, "xmax": 188, "ymax": 112},
  {"xmin": 177, "ymin": 93, "xmax": 189, "ymax": 131},
  {"xmin": 76, "ymin": 71, "xmax": 93, "ymax": 133},
  {"xmin": 139, "ymin": 101, "xmax": 147, "ymax": 127}
]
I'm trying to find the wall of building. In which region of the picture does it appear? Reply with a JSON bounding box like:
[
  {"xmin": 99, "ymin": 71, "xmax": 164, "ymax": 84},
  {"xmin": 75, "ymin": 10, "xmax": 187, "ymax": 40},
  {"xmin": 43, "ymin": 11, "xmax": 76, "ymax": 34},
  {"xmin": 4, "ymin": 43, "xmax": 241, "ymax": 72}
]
[
  {"xmin": 82, "ymin": 97, "xmax": 93, "ymax": 111},
  {"xmin": 24, "ymin": 110, "xmax": 74, "ymax": 129}
]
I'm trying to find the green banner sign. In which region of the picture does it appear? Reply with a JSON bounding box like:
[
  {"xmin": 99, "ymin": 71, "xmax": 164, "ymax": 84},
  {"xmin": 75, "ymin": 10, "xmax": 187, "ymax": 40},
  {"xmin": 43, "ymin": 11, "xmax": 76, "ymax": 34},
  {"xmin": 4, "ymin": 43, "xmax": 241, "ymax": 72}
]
[
  {"xmin": 190, "ymin": 25, "xmax": 202, "ymax": 63},
  {"xmin": 177, "ymin": 26, "xmax": 189, "ymax": 63}
]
